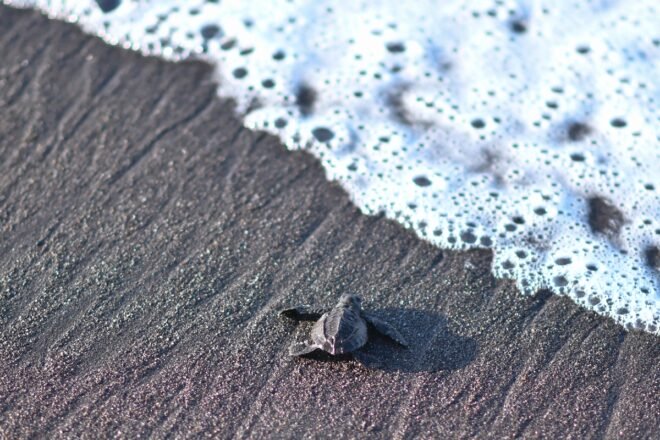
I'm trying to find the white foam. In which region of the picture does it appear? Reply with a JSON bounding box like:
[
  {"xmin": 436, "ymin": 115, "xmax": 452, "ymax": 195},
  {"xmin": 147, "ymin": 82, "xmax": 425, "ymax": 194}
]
[{"xmin": 6, "ymin": 0, "xmax": 659, "ymax": 333}]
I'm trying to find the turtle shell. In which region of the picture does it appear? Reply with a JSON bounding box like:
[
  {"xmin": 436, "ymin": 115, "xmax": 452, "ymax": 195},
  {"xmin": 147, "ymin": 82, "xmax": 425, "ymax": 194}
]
[{"xmin": 311, "ymin": 305, "xmax": 368, "ymax": 355}]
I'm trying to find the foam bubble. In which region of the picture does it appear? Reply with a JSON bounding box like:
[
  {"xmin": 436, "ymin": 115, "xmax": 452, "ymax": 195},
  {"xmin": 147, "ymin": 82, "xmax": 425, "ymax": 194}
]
[{"xmin": 6, "ymin": 0, "xmax": 658, "ymax": 333}]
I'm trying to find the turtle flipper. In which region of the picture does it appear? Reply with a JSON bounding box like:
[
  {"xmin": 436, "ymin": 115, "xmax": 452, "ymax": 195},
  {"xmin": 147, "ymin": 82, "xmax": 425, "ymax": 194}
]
[
  {"xmin": 289, "ymin": 342, "xmax": 320, "ymax": 357},
  {"xmin": 362, "ymin": 312, "xmax": 409, "ymax": 347},
  {"xmin": 279, "ymin": 306, "xmax": 324, "ymax": 321}
]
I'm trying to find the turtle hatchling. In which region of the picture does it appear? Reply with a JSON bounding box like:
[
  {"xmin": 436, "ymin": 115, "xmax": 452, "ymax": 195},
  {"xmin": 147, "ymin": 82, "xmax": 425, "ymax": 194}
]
[{"xmin": 279, "ymin": 294, "xmax": 408, "ymax": 363}]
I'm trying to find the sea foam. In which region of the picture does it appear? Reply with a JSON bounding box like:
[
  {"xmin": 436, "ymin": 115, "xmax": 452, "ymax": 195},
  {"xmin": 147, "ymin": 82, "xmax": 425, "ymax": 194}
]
[{"xmin": 5, "ymin": 0, "xmax": 659, "ymax": 333}]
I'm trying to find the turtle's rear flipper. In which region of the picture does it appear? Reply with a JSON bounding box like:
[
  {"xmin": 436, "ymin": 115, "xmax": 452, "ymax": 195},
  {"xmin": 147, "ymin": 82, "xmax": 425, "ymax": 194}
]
[
  {"xmin": 279, "ymin": 306, "xmax": 324, "ymax": 322},
  {"xmin": 289, "ymin": 342, "xmax": 320, "ymax": 357},
  {"xmin": 363, "ymin": 312, "xmax": 409, "ymax": 347}
]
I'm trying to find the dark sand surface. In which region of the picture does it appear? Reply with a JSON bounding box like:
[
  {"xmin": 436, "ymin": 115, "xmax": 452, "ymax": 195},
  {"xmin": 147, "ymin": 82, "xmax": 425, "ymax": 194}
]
[{"xmin": 0, "ymin": 6, "xmax": 658, "ymax": 439}]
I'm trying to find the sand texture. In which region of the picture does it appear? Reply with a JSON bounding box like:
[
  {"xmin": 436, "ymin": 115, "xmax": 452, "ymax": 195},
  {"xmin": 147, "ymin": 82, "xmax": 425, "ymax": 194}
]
[{"xmin": 0, "ymin": 6, "xmax": 658, "ymax": 439}]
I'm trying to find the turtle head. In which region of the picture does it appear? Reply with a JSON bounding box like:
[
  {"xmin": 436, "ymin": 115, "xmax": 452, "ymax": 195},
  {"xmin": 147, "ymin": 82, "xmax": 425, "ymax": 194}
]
[{"xmin": 338, "ymin": 294, "xmax": 362, "ymax": 309}]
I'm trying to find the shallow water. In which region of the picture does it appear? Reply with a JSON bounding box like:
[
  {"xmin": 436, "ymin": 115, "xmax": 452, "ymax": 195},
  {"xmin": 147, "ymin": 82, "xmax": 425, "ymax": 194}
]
[{"xmin": 5, "ymin": 0, "xmax": 658, "ymax": 333}]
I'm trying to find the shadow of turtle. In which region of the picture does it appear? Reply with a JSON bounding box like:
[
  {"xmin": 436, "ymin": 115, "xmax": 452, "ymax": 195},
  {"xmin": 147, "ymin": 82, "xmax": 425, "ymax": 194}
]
[{"xmin": 294, "ymin": 308, "xmax": 477, "ymax": 373}]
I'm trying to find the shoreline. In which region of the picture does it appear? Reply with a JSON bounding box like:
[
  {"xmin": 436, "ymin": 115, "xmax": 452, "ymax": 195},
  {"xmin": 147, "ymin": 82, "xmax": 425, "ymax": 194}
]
[{"xmin": 0, "ymin": 5, "xmax": 658, "ymax": 438}]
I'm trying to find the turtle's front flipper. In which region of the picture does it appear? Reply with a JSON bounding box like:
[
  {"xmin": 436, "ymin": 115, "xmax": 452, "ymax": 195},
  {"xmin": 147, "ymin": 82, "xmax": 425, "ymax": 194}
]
[
  {"xmin": 289, "ymin": 342, "xmax": 320, "ymax": 357},
  {"xmin": 362, "ymin": 312, "xmax": 409, "ymax": 347},
  {"xmin": 279, "ymin": 306, "xmax": 324, "ymax": 321}
]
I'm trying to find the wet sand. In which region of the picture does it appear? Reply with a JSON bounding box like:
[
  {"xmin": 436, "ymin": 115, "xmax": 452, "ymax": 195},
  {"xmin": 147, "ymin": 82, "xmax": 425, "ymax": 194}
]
[{"xmin": 0, "ymin": 6, "xmax": 658, "ymax": 439}]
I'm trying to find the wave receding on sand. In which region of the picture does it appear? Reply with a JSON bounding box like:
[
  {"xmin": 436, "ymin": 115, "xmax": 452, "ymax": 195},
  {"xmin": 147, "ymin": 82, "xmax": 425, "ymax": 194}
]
[{"xmin": 4, "ymin": 0, "xmax": 658, "ymax": 333}]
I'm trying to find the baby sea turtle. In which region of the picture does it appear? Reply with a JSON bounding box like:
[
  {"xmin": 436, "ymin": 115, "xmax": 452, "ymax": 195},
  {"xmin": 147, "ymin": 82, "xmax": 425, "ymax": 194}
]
[{"xmin": 279, "ymin": 294, "xmax": 408, "ymax": 363}]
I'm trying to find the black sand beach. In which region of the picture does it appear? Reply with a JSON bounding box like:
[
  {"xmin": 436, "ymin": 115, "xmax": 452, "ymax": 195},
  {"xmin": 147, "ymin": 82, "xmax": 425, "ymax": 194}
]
[{"xmin": 0, "ymin": 6, "xmax": 658, "ymax": 438}]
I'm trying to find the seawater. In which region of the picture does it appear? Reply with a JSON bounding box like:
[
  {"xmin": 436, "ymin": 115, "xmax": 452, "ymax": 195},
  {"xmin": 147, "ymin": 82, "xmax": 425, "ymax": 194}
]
[{"xmin": 5, "ymin": 0, "xmax": 658, "ymax": 333}]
